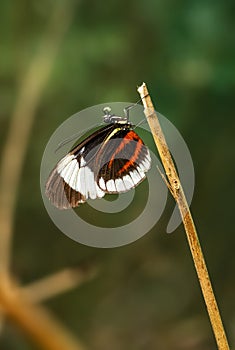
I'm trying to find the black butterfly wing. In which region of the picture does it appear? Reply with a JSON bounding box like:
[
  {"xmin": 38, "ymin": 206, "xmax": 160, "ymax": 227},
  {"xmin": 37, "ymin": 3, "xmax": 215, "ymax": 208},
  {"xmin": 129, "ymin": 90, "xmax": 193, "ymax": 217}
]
[
  {"xmin": 45, "ymin": 124, "xmax": 116, "ymax": 209},
  {"xmin": 95, "ymin": 126, "xmax": 151, "ymax": 193},
  {"xmin": 45, "ymin": 123, "xmax": 151, "ymax": 209}
]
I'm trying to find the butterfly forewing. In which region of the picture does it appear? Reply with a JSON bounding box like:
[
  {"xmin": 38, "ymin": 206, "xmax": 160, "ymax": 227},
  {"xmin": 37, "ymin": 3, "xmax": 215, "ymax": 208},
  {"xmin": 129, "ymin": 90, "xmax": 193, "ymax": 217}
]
[{"xmin": 45, "ymin": 124, "xmax": 116, "ymax": 209}]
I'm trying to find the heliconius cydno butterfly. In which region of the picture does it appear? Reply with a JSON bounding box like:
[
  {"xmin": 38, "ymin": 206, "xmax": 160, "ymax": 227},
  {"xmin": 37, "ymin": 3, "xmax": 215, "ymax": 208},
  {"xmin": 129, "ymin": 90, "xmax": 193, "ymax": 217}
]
[{"xmin": 45, "ymin": 107, "xmax": 151, "ymax": 209}]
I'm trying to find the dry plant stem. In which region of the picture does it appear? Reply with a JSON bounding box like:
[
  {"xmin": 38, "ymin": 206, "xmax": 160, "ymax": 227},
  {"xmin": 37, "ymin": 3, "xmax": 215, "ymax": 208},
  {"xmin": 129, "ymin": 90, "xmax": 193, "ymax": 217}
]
[
  {"xmin": 0, "ymin": 277, "xmax": 86, "ymax": 350},
  {"xmin": 137, "ymin": 83, "xmax": 229, "ymax": 350}
]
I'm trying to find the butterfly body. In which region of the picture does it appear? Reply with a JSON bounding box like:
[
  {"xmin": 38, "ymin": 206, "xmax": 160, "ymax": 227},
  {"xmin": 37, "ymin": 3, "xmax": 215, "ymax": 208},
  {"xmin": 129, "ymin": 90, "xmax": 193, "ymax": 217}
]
[{"xmin": 45, "ymin": 109, "xmax": 151, "ymax": 209}]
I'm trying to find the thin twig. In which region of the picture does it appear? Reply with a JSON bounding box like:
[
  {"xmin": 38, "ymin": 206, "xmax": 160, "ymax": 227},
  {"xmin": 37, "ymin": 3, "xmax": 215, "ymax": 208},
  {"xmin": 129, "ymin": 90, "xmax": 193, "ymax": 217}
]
[
  {"xmin": 21, "ymin": 266, "xmax": 98, "ymax": 304},
  {"xmin": 137, "ymin": 82, "xmax": 230, "ymax": 350},
  {"xmin": 156, "ymin": 165, "xmax": 174, "ymax": 197}
]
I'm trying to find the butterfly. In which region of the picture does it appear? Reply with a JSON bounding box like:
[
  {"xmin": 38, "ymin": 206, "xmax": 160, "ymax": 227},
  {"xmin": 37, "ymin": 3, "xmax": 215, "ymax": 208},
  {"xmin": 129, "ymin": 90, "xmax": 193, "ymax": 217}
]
[{"xmin": 45, "ymin": 107, "xmax": 151, "ymax": 209}]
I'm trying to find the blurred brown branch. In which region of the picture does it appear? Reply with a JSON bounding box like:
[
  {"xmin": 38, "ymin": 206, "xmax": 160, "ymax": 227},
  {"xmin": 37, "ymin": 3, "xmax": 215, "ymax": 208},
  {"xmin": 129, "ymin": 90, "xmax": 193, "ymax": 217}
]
[
  {"xmin": 0, "ymin": 0, "xmax": 74, "ymax": 278},
  {"xmin": 21, "ymin": 266, "xmax": 98, "ymax": 304},
  {"xmin": 0, "ymin": 275, "xmax": 86, "ymax": 350},
  {"xmin": 0, "ymin": 1, "xmax": 91, "ymax": 350}
]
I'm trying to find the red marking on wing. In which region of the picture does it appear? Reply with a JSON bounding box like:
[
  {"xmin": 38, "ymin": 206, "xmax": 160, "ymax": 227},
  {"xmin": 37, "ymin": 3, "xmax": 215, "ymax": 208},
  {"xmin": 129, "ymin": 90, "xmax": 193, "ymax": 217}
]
[
  {"xmin": 117, "ymin": 136, "xmax": 143, "ymax": 175},
  {"xmin": 108, "ymin": 130, "xmax": 144, "ymax": 172}
]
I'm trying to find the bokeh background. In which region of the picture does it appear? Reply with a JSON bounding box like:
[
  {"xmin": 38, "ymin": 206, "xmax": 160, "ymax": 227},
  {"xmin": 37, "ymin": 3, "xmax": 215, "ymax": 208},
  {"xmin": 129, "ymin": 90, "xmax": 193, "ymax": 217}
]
[{"xmin": 0, "ymin": 0, "xmax": 234, "ymax": 349}]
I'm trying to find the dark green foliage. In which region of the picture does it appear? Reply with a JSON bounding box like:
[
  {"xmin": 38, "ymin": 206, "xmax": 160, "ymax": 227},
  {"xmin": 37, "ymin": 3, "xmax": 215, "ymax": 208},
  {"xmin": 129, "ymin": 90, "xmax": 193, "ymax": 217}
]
[{"xmin": 0, "ymin": 0, "xmax": 234, "ymax": 348}]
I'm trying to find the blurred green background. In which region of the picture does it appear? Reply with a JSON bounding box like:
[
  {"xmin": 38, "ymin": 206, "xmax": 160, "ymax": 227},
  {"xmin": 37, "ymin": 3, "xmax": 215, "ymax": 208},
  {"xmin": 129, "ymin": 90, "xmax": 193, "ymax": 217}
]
[{"xmin": 0, "ymin": 0, "xmax": 234, "ymax": 349}]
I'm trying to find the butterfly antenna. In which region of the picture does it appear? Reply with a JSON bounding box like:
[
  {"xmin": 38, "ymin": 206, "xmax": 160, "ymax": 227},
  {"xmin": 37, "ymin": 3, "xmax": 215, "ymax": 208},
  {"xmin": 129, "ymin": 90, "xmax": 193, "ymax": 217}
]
[
  {"xmin": 123, "ymin": 93, "xmax": 150, "ymax": 121},
  {"xmin": 55, "ymin": 123, "xmax": 103, "ymax": 153},
  {"xmin": 133, "ymin": 118, "xmax": 148, "ymax": 130}
]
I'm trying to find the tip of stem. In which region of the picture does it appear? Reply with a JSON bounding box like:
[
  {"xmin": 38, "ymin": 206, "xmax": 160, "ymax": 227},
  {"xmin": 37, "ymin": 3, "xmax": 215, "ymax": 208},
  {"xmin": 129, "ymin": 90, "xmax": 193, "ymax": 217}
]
[
  {"xmin": 137, "ymin": 82, "xmax": 146, "ymax": 91},
  {"xmin": 137, "ymin": 82, "xmax": 148, "ymax": 98}
]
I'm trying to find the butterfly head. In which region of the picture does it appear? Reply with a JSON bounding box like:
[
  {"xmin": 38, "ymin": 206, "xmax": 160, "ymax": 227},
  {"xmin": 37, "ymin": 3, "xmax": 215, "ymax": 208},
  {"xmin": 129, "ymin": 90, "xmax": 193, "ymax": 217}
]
[{"xmin": 102, "ymin": 106, "xmax": 129, "ymax": 125}]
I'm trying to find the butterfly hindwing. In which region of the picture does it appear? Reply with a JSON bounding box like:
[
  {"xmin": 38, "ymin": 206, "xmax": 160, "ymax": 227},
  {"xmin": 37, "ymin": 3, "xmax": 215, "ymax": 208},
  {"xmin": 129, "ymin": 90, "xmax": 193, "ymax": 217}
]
[{"xmin": 96, "ymin": 127, "xmax": 151, "ymax": 193}]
